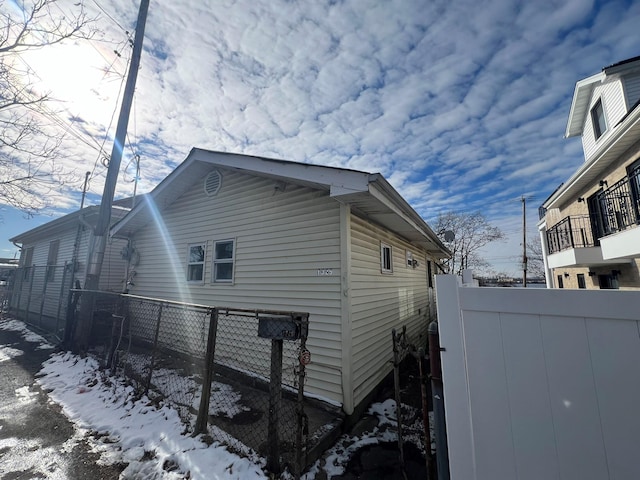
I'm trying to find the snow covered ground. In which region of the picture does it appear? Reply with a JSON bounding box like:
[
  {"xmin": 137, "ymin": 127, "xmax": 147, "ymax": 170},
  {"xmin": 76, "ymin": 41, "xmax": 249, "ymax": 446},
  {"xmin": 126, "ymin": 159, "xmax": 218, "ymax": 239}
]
[{"xmin": 0, "ymin": 318, "xmax": 421, "ymax": 479}]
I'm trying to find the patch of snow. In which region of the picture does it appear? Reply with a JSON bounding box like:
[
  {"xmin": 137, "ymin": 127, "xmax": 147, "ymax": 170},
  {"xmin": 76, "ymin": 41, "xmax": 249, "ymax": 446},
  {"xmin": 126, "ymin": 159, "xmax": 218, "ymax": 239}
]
[
  {"xmin": 0, "ymin": 345, "xmax": 23, "ymax": 362},
  {"xmin": 37, "ymin": 351, "xmax": 268, "ymax": 479},
  {"xmin": 0, "ymin": 318, "xmax": 54, "ymax": 348}
]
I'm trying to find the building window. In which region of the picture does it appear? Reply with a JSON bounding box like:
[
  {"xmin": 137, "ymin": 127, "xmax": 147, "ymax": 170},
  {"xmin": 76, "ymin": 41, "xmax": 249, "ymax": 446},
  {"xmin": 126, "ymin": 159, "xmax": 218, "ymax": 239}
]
[
  {"xmin": 213, "ymin": 239, "xmax": 235, "ymax": 283},
  {"xmin": 598, "ymin": 273, "xmax": 619, "ymax": 290},
  {"xmin": 380, "ymin": 243, "xmax": 393, "ymax": 274},
  {"xmin": 577, "ymin": 273, "xmax": 586, "ymax": 289},
  {"xmin": 406, "ymin": 251, "xmax": 413, "ymax": 267},
  {"xmin": 427, "ymin": 260, "xmax": 433, "ymax": 288},
  {"xmin": 46, "ymin": 240, "xmax": 60, "ymax": 281},
  {"xmin": 591, "ymin": 98, "xmax": 607, "ymax": 140},
  {"xmin": 557, "ymin": 274, "xmax": 564, "ymax": 289},
  {"xmin": 22, "ymin": 246, "xmax": 34, "ymax": 280},
  {"xmin": 187, "ymin": 243, "xmax": 206, "ymax": 282}
]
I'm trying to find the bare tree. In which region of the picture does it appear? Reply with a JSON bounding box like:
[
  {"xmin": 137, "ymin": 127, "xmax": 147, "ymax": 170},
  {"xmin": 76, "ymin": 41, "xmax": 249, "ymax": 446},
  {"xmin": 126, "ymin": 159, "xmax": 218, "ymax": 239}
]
[
  {"xmin": 0, "ymin": 0, "xmax": 94, "ymax": 216},
  {"xmin": 435, "ymin": 211, "xmax": 505, "ymax": 276},
  {"xmin": 526, "ymin": 234, "xmax": 546, "ymax": 279}
]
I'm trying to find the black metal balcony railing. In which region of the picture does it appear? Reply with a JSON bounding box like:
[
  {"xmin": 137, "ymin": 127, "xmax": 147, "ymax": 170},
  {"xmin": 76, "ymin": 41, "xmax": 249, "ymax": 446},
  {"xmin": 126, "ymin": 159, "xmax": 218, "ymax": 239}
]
[
  {"xmin": 547, "ymin": 215, "xmax": 596, "ymax": 254},
  {"xmin": 598, "ymin": 174, "xmax": 640, "ymax": 235},
  {"xmin": 546, "ymin": 168, "xmax": 640, "ymax": 255}
]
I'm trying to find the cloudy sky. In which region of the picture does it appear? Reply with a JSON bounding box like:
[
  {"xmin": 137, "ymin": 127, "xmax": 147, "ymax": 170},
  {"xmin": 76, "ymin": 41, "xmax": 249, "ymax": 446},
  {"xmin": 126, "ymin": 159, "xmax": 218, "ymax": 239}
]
[{"xmin": 1, "ymin": 0, "xmax": 639, "ymax": 274}]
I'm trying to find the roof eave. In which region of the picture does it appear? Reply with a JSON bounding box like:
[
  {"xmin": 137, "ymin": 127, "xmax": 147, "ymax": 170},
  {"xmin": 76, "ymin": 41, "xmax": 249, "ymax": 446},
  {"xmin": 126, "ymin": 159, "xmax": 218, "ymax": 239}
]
[{"xmin": 565, "ymin": 72, "xmax": 605, "ymax": 138}]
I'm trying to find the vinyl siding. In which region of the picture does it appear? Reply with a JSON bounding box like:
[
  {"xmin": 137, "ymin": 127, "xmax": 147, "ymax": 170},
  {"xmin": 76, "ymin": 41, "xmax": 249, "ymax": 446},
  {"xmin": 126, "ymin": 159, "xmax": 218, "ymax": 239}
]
[
  {"xmin": 349, "ymin": 214, "xmax": 433, "ymax": 407},
  {"xmin": 623, "ymin": 72, "xmax": 640, "ymax": 110},
  {"xmin": 582, "ymin": 78, "xmax": 627, "ymax": 160},
  {"xmin": 128, "ymin": 169, "xmax": 344, "ymax": 404}
]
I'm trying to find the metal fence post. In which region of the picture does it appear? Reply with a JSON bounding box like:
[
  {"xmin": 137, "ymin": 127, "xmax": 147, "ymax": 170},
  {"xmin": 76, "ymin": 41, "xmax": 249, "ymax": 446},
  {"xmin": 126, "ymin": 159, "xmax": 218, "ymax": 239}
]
[
  {"xmin": 267, "ymin": 337, "xmax": 284, "ymax": 474},
  {"xmin": 145, "ymin": 302, "xmax": 164, "ymax": 394},
  {"xmin": 25, "ymin": 266, "xmax": 34, "ymax": 325},
  {"xmin": 56, "ymin": 263, "xmax": 69, "ymax": 337},
  {"xmin": 295, "ymin": 314, "xmax": 310, "ymax": 478},
  {"xmin": 195, "ymin": 308, "xmax": 218, "ymax": 434},
  {"xmin": 428, "ymin": 321, "xmax": 450, "ymax": 480},
  {"xmin": 38, "ymin": 266, "xmax": 49, "ymax": 328},
  {"xmin": 392, "ymin": 327, "xmax": 406, "ymax": 474}
]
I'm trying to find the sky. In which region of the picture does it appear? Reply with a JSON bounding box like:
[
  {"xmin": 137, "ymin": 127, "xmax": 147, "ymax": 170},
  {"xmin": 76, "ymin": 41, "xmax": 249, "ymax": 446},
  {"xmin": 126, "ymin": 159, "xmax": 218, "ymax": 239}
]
[
  {"xmin": 1, "ymin": 0, "xmax": 639, "ymax": 275},
  {"xmin": 0, "ymin": 317, "xmax": 413, "ymax": 478}
]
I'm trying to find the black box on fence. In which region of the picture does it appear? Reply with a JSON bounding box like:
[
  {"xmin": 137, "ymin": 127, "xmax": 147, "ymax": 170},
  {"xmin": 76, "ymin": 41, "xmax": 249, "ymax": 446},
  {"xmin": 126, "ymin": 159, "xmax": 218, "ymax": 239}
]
[{"xmin": 257, "ymin": 314, "xmax": 305, "ymax": 341}]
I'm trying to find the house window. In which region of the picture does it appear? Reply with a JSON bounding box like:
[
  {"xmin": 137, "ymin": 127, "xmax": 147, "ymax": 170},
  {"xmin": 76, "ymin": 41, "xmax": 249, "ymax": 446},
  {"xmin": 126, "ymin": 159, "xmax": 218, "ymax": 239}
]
[
  {"xmin": 187, "ymin": 243, "xmax": 206, "ymax": 282},
  {"xmin": 599, "ymin": 273, "xmax": 619, "ymax": 290},
  {"xmin": 213, "ymin": 239, "xmax": 235, "ymax": 283},
  {"xmin": 22, "ymin": 246, "xmax": 34, "ymax": 280},
  {"xmin": 427, "ymin": 260, "xmax": 433, "ymax": 288},
  {"xmin": 577, "ymin": 273, "xmax": 586, "ymax": 289},
  {"xmin": 591, "ymin": 98, "xmax": 607, "ymax": 140},
  {"xmin": 557, "ymin": 274, "xmax": 564, "ymax": 289},
  {"xmin": 380, "ymin": 243, "xmax": 393, "ymax": 274},
  {"xmin": 46, "ymin": 240, "xmax": 60, "ymax": 281},
  {"xmin": 406, "ymin": 251, "xmax": 413, "ymax": 267}
]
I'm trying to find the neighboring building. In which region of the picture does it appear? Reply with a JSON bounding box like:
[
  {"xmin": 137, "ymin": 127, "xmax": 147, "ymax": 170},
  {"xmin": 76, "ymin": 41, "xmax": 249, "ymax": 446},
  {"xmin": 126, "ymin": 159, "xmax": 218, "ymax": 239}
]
[
  {"xmin": 110, "ymin": 148, "xmax": 449, "ymax": 415},
  {"xmin": 8, "ymin": 201, "xmax": 131, "ymax": 335},
  {"xmin": 539, "ymin": 56, "xmax": 640, "ymax": 290}
]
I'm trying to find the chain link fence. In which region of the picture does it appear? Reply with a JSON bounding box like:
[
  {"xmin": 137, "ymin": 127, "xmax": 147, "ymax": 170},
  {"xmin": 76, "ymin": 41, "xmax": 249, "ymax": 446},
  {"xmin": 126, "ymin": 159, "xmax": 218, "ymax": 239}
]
[
  {"xmin": 80, "ymin": 291, "xmax": 310, "ymax": 476},
  {"xmin": 5, "ymin": 264, "xmax": 75, "ymax": 340}
]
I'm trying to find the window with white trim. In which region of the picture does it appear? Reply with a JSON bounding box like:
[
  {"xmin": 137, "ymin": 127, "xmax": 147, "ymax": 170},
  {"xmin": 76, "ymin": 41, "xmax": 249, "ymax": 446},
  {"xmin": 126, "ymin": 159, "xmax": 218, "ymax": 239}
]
[
  {"xmin": 380, "ymin": 243, "xmax": 393, "ymax": 274},
  {"xmin": 591, "ymin": 98, "xmax": 607, "ymax": 140},
  {"xmin": 213, "ymin": 239, "xmax": 235, "ymax": 283},
  {"xmin": 187, "ymin": 243, "xmax": 206, "ymax": 282},
  {"xmin": 22, "ymin": 246, "xmax": 34, "ymax": 280},
  {"xmin": 406, "ymin": 250, "xmax": 413, "ymax": 267}
]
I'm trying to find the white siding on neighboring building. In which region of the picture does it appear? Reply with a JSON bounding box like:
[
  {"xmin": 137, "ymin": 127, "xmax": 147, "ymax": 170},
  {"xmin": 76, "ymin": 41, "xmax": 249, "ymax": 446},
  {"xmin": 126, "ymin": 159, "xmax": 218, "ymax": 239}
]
[
  {"xmin": 582, "ymin": 79, "xmax": 626, "ymax": 160},
  {"xmin": 349, "ymin": 214, "xmax": 432, "ymax": 407},
  {"xmin": 128, "ymin": 169, "xmax": 345, "ymax": 404},
  {"xmin": 623, "ymin": 72, "xmax": 640, "ymax": 110}
]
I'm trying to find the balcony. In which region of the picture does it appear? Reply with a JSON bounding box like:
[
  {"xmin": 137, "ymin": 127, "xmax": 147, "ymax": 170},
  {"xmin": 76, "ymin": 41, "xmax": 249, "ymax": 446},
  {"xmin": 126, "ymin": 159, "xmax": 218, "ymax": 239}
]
[
  {"xmin": 545, "ymin": 215, "xmax": 613, "ymax": 268},
  {"xmin": 545, "ymin": 169, "xmax": 640, "ymax": 267},
  {"xmin": 598, "ymin": 172, "xmax": 640, "ymax": 259}
]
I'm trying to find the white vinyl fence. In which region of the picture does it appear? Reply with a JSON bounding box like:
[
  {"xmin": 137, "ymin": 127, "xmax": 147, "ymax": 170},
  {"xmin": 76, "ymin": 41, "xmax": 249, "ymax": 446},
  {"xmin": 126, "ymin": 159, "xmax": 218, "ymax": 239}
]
[{"xmin": 435, "ymin": 274, "xmax": 640, "ymax": 480}]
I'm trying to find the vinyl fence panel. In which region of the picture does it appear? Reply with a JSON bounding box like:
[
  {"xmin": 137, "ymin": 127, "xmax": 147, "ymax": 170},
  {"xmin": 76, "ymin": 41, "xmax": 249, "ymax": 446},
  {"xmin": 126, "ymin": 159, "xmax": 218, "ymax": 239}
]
[{"xmin": 435, "ymin": 275, "xmax": 640, "ymax": 480}]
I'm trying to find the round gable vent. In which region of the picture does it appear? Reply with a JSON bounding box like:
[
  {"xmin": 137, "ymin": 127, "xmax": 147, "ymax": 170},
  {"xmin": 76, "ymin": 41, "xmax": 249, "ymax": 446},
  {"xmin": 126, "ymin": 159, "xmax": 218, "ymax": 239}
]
[{"xmin": 204, "ymin": 169, "xmax": 222, "ymax": 197}]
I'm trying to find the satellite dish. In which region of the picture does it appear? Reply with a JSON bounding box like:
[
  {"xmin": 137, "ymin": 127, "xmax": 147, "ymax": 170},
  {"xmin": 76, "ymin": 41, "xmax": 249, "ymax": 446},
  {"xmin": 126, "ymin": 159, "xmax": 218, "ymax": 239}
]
[{"xmin": 444, "ymin": 230, "xmax": 455, "ymax": 242}]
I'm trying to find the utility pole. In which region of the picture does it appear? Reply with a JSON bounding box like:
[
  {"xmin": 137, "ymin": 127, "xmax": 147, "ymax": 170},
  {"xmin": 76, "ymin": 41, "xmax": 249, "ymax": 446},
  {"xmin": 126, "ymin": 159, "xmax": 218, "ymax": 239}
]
[
  {"xmin": 75, "ymin": 0, "xmax": 150, "ymax": 349},
  {"xmin": 522, "ymin": 196, "xmax": 527, "ymax": 288}
]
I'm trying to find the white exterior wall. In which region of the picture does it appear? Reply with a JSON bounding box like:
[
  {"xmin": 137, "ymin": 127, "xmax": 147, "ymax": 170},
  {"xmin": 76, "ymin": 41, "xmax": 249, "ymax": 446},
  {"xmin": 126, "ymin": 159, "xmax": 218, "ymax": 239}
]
[
  {"xmin": 623, "ymin": 72, "xmax": 640, "ymax": 109},
  {"xmin": 582, "ymin": 78, "xmax": 626, "ymax": 160},
  {"xmin": 349, "ymin": 214, "xmax": 432, "ymax": 407},
  {"xmin": 128, "ymin": 169, "xmax": 344, "ymax": 404}
]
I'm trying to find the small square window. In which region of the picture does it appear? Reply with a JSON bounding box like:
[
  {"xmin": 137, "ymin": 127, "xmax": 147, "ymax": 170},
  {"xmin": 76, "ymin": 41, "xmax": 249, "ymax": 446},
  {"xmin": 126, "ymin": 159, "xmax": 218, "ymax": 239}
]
[
  {"xmin": 381, "ymin": 243, "xmax": 393, "ymax": 274},
  {"xmin": 213, "ymin": 239, "xmax": 235, "ymax": 283},
  {"xmin": 591, "ymin": 98, "xmax": 607, "ymax": 140},
  {"xmin": 187, "ymin": 243, "xmax": 206, "ymax": 282}
]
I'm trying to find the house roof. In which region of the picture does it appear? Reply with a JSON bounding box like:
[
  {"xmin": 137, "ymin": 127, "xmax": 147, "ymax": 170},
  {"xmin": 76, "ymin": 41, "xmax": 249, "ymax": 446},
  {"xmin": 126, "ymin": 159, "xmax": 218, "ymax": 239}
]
[
  {"xmin": 110, "ymin": 149, "xmax": 450, "ymax": 258},
  {"xmin": 565, "ymin": 56, "xmax": 640, "ymax": 138},
  {"xmin": 10, "ymin": 205, "xmax": 131, "ymax": 245}
]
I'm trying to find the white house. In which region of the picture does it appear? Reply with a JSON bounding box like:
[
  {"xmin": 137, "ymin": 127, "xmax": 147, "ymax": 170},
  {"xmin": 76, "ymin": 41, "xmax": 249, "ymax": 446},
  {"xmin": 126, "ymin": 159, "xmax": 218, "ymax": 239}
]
[
  {"xmin": 539, "ymin": 55, "xmax": 640, "ymax": 290},
  {"xmin": 9, "ymin": 202, "xmax": 131, "ymax": 337},
  {"xmin": 110, "ymin": 148, "xmax": 449, "ymax": 415}
]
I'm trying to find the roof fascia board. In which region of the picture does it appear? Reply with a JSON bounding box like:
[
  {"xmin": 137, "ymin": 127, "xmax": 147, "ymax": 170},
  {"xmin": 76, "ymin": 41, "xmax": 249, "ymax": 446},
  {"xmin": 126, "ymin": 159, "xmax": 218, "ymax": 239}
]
[
  {"xmin": 565, "ymin": 72, "xmax": 604, "ymax": 138},
  {"xmin": 9, "ymin": 206, "xmax": 100, "ymax": 244},
  {"xmin": 547, "ymin": 104, "xmax": 640, "ymax": 209},
  {"xmin": 190, "ymin": 149, "xmax": 371, "ymax": 195}
]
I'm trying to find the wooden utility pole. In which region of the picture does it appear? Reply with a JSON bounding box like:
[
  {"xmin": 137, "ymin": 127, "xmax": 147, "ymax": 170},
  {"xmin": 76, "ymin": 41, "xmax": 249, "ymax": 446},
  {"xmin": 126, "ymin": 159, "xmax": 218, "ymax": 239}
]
[
  {"xmin": 74, "ymin": 0, "xmax": 150, "ymax": 349},
  {"xmin": 522, "ymin": 196, "xmax": 527, "ymax": 288}
]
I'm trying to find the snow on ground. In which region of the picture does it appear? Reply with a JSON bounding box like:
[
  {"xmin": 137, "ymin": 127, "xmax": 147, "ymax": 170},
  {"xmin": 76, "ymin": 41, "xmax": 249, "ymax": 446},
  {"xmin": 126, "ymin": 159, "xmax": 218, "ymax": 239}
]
[
  {"xmin": 1, "ymin": 318, "xmax": 418, "ymax": 479},
  {"xmin": 38, "ymin": 352, "xmax": 268, "ymax": 479}
]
